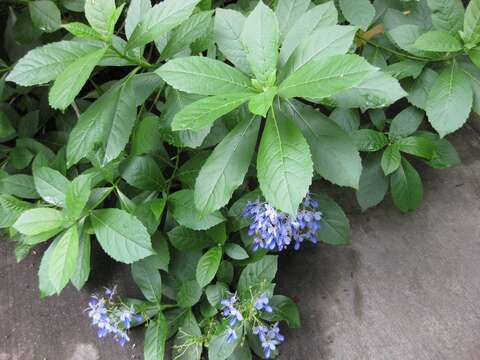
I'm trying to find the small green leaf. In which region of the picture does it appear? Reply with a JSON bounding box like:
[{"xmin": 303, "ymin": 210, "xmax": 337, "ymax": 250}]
[
  {"xmin": 389, "ymin": 106, "xmax": 424, "ymax": 138},
  {"xmin": 390, "ymin": 158, "xmax": 423, "ymax": 212},
  {"xmin": 29, "ymin": 0, "xmax": 61, "ymax": 32},
  {"xmin": 397, "ymin": 136, "xmax": 436, "ymax": 159},
  {"xmin": 196, "ymin": 246, "xmax": 222, "ymax": 287},
  {"xmin": 177, "ymin": 279, "xmax": 202, "ymax": 308},
  {"xmin": 356, "ymin": 154, "xmax": 388, "ymax": 211},
  {"xmin": 315, "ymin": 193, "xmax": 351, "ymax": 246},
  {"xmin": 84, "ymin": 0, "xmax": 116, "ymax": 37},
  {"xmin": 353, "ymin": 129, "xmax": 388, "ymax": 152},
  {"xmin": 381, "ymin": 143, "xmax": 401, "ymax": 176},
  {"xmin": 428, "ymin": 138, "xmax": 461, "ymax": 169},
  {"xmin": 414, "ymin": 31, "xmax": 463, "ymax": 52},
  {"xmin": 248, "ymin": 87, "xmax": 277, "ymax": 116},
  {"xmin": 0, "ymin": 174, "xmax": 39, "ymax": 199},
  {"xmin": 339, "ymin": 0, "xmax": 375, "ymax": 31},
  {"xmin": 208, "ymin": 324, "xmax": 243, "ymax": 360},
  {"xmin": 121, "ymin": 155, "xmax": 165, "ymax": 191},
  {"xmin": 224, "ymin": 243, "xmax": 249, "ymax": 260},
  {"xmin": 65, "ymin": 175, "xmax": 91, "ymax": 220},
  {"xmin": 62, "ymin": 22, "xmax": 103, "ymax": 40},
  {"xmin": 261, "ymin": 295, "xmax": 301, "ymax": 328},
  {"xmin": 237, "ymin": 255, "xmax": 278, "ymax": 293},
  {"xmin": 14, "ymin": 208, "xmax": 65, "ymax": 236},
  {"xmin": 132, "ymin": 259, "xmax": 162, "ymax": 303},
  {"xmin": 173, "ymin": 311, "xmax": 202, "ymax": 360},
  {"xmin": 167, "ymin": 226, "xmax": 212, "ymax": 252},
  {"xmin": 463, "ymin": 0, "xmax": 480, "ymax": 46},
  {"xmin": 48, "ymin": 226, "xmax": 79, "ymax": 294},
  {"xmin": 71, "ymin": 232, "xmax": 91, "ymax": 290},
  {"xmin": 33, "ymin": 167, "xmax": 69, "ymax": 207}
]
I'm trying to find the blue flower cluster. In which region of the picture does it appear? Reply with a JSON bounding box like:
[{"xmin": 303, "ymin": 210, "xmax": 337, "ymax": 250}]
[
  {"xmin": 254, "ymin": 293, "xmax": 273, "ymax": 313},
  {"xmin": 86, "ymin": 286, "xmax": 142, "ymax": 347},
  {"xmin": 253, "ymin": 322, "xmax": 285, "ymax": 358},
  {"xmin": 243, "ymin": 194, "xmax": 322, "ymax": 251},
  {"xmin": 220, "ymin": 294, "xmax": 243, "ymax": 343}
]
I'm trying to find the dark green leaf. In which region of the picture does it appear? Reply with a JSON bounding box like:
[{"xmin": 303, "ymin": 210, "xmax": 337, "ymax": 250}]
[
  {"xmin": 389, "ymin": 106, "xmax": 424, "ymax": 138},
  {"xmin": 356, "ymin": 154, "xmax": 388, "ymax": 211},
  {"xmin": 353, "ymin": 129, "xmax": 388, "ymax": 152},
  {"xmin": 48, "ymin": 226, "xmax": 79, "ymax": 294},
  {"xmin": 144, "ymin": 313, "xmax": 168, "ymax": 360},
  {"xmin": 196, "ymin": 246, "xmax": 222, "ymax": 287},
  {"xmin": 315, "ymin": 193, "xmax": 351, "ymax": 245},
  {"xmin": 132, "ymin": 258, "xmax": 162, "ymax": 303},
  {"xmin": 381, "ymin": 143, "xmax": 402, "ymax": 175},
  {"xmin": 390, "ymin": 158, "xmax": 423, "ymax": 212},
  {"xmin": 237, "ymin": 255, "xmax": 278, "ymax": 293},
  {"xmin": 177, "ymin": 279, "xmax": 202, "ymax": 308}
]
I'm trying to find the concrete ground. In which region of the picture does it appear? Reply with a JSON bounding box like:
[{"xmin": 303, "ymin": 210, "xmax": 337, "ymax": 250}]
[{"xmin": 1, "ymin": 124, "xmax": 480, "ymax": 360}]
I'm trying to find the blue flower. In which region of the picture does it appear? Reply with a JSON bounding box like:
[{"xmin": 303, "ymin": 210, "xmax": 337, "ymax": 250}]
[
  {"xmin": 220, "ymin": 294, "xmax": 243, "ymax": 326},
  {"xmin": 226, "ymin": 327, "xmax": 237, "ymax": 344},
  {"xmin": 254, "ymin": 293, "xmax": 273, "ymax": 313},
  {"xmin": 253, "ymin": 322, "xmax": 285, "ymax": 358},
  {"xmin": 243, "ymin": 194, "xmax": 322, "ymax": 252}
]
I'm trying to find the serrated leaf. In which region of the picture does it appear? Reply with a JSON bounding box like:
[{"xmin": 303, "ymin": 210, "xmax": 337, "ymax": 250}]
[
  {"xmin": 13, "ymin": 208, "xmax": 65, "ymax": 236},
  {"xmin": 62, "ymin": 22, "xmax": 103, "ymax": 40},
  {"xmin": 257, "ymin": 107, "xmax": 313, "ymax": 215},
  {"xmin": 237, "ymin": 255, "xmax": 277, "ymax": 293},
  {"xmin": 177, "ymin": 279, "xmax": 202, "ymax": 308},
  {"xmin": 414, "ymin": 31, "xmax": 463, "ymax": 52},
  {"xmin": 71, "ymin": 232, "xmax": 91, "ymax": 290},
  {"xmin": 0, "ymin": 194, "xmax": 33, "ymax": 228},
  {"xmin": 353, "ymin": 129, "xmax": 388, "ymax": 152},
  {"xmin": 132, "ymin": 259, "xmax": 162, "ymax": 303},
  {"xmin": 33, "ymin": 167, "xmax": 69, "ymax": 207},
  {"xmin": 339, "ymin": 0, "xmax": 375, "ymax": 31},
  {"xmin": 91, "ymin": 208, "xmax": 154, "ymax": 264},
  {"xmin": 275, "ymin": 0, "xmax": 310, "ymax": 40},
  {"xmin": 29, "ymin": 0, "xmax": 61, "ymax": 33},
  {"xmin": 167, "ymin": 226, "xmax": 212, "ymax": 251},
  {"xmin": 390, "ymin": 158, "xmax": 423, "ymax": 212},
  {"xmin": 464, "ymin": 0, "xmax": 480, "ymax": 46},
  {"xmin": 426, "ymin": 63, "xmax": 473, "ymax": 137},
  {"xmin": 196, "ymin": 246, "xmax": 222, "ymax": 287},
  {"xmin": 194, "ymin": 115, "xmax": 259, "ymax": 214},
  {"xmin": 427, "ymin": 0, "xmax": 464, "ymax": 33},
  {"xmin": 48, "ymin": 226, "xmax": 79, "ymax": 294},
  {"xmin": 121, "ymin": 155, "xmax": 165, "ymax": 191},
  {"xmin": 84, "ymin": 0, "xmax": 116, "ymax": 37},
  {"xmin": 65, "ymin": 175, "xmax": 91, "ymax": 220},
  {"xmin": 125, "ymin": 0, "xmax": 152, "ymax": 40}
]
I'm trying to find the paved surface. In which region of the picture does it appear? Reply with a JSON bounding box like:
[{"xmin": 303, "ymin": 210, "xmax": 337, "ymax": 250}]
[{"xmin": 1, "ymin": 125, "xmax": 480, "ymax": 360}]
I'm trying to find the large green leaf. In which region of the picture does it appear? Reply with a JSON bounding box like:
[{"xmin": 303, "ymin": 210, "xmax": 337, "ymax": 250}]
[
  {"xmin": 464, "ymin": 0, "xmax": 480, "ymax": 46},
  {"xmin": 144, "ymin": 313, "xmax": 168, "ymax": 360},
  {"xmin": 157, "ymin": 57, "xmax": 254, "ymax": 96},
  {"xmin": 389, "ymin": 106, "xmax": 424, "ymax": 138},
  {"xmin": 38, "ymin": 236, "xmax": 59, "ymax": 298},
  {"xmin": 356, "ymin": 154, "xmax": 388, "ymax": 211},
  {"xmin": 49, "ymin": 47, "xmax": 106, "ymax": 110},
  {"xmin": 132, "ymin": 259, "xmax": 162, "ymax": 303},
  {"xmin": 125, "ymin": 0, "xmax": 151, "ymax": 39},
  {"xmin": 0, "ymin": 174, "xmax": 39, "ymax": 199},
  {"xmin": 33, "ymin": 167, "xmax": 69, "ymax": 207},
  {"xmin": 257, "ymin": 107, "xmax": 313, "ymax": 215},
  {"xmin": 427, "ymin": 0, "xmax": 464, "ymax": 33},
  {"xmin": 315, "ymin": 193, "xmax": 351, "ymax": 245},
  {"xmin": 282, "ymin": 100, "xmax": 362, "ymax": 189},
  {"xmin": 0, "ymin": 195, "xmax": 33, "ymax": 229},
  {"xmin": 177, "ymin": 280, "xmax": 202, "ymax": 308},
  {"xmin": 71, "ymin": 232, "xmax": 91, "ymax": 290},
  {"xmin": 279, "ymin": 54, "xmax": 377, "ymax": 100},
  {"xmin": 209, "ymin": 324, "xmax": 243, "ymax": 360},
  {"xmin": 390, "ymin": 158, "xmax": 423, "ymax": 212},
  {"xmin": 48, "ymin": 226, "xmax": 79, "ymax": 294},
  {"xmin": 14, "ymin": 208, "xmax": 65, "ymax": 236},
  {"xmin": 169, "ymin": 190, "xmax": 225, "ymax": 230},
  {"xmin": 84, "ymin": 0, "xmax": 116, "ymax": 37},
  {"xmin": 121, "ymin": 155, "xmax": 165, "ymax": 191},
  {"xmin": 353, "ymin": 129, "xmax": 388, "ymax": 152},
  {"xmin": 406, "ymin": 67, "xmax": 439, "ymax": 110},
  {"xmin": 128, "ymin": 0, "xmax": 200, "ymax": 49},
  {"xmin": 414, "ymin": 30, "xmax": 463, "ymax": 52},
  {"xmin": 194, "ymin": 115, "xmax": 259, "ymax": 214},
  {"xmin": 67, "ymin": 77, "xmax": 137, "ymax": 166},
  {"xmin": 29, "ymin": 0, "xmax": 61, "ymax": 33},
  {"xmin": 275, "ymin": 0, "xmax": 310, "ymax": 40},
  {"xmin": 196, "ymin": 246, "xmax": 222, "ymax": 287},
  {"xmin": 339, "ymin": 0, "xmax": 375, "ymax": 31},
  {"xmin": 91, "ymin": 208, "xmax": 154, "ymax": 264},
  {"xmin": 6, "ymin": 40, "xmax": 100, "ymax": 86},
  {"xmin": 426, "ymin": 63, "xmax": 473, "ymax": 137},
  {"xmin": 172, "ymin": 93, "xmax": 252, "ymax": 131},
  {"xmin": 237, "ymin": 255, "xmax": 277, "ymax": 293},
  {"xmin": 167, "ymin": 226, "xmax": 212, "ymax": 251},
  {"xmin": 388, "ymin": 24, "xmax": 431, "ymax": 57},
  {"xmin": 241, "ymin": 0, "xmax": 279, "ymax": 85}
]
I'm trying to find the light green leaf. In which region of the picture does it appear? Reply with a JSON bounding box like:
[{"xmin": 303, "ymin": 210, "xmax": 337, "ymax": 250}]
[
  {"xmin": 397, "ymin": 136, "xmax": 436, "ymax": 159},
  {"xmin": 144, "ymin": 313, "xmax": 168, "ymax": 360},
  {"xmin": 132, "ymin": 259, "xmax": 162, "ymax": 303},
  {"xmin": 315, "ymin": 193, "xmax": 350, "ymax": 245},
  {"xmin": 406, "ymin": 67, "xmax": 439, "ymax": 110},
  {"xmin": 282, "ymin": 99, "xmax": 362, "ymax": 189},
  {"xmin": 426, "ymin": 63, "xmax": 473, "ymax": 137},
  {"xmin": 389, "ymin": 106, "xmax": 424, "ymax": 138},
  {"xmin": 224, "ymin": 243, "xmax": 249, "ymax": 260},
  {"xmin": 386, "ymin": 60, "xmax": 426, "ymax": 80},
  {"xmin": 48, "ymin": 226, "xmax": 79, "ymax": 294},
  {"xmin": 241, "ymin": 0, "xmax": 279, "ymax": 85},
  {"xmin": 388, "ymin": 24, "xmax": 431, "ymax": 57},
  {"xmin": 279, "ymin": 54, "xmax": 377, "ymax": 100},
  {"xmin": 0, "ymin": 194, "xmax": 33, "ymax": 229},
  {"xmin": 49, "ymin": 48, "xmax": 106, "ymax": 110},
  {"xmin": 194, "ymin": 116, "xmax": 259, "ymax": 214},
  {"xmin": 275, "ymin": 0, "xmax": 310, "ymax": 40},
  {"xmin": 464, "ymin": 0, "xmax": 480, "ymax": 46},
  {"xmin": 91, "ymin": 208, "xmax": 154, "ymax": 264},
  {"xmin": 6, "ymin": 40, "xmax": 100, "ymax": 86},
  {"xmin": 33, "ymin": 167, "xmax": 69, "ymax": 207},
  {"xmin": 237, "ymin": 255, "xmax": 277, "ymax": 293},
  {"xmin": 128, "ymin": 0, "xmax": 200, "ymax": 50},
  {"xmin": 29, "ymin": 0, "xmax": 61, "ymax": 33},
  {"xmin": 353, "ymin": 129, "xmax": 388, "ymax": 152},
  {"xmin": 339, "ymin": 0, "xmax": 375, "ymax": 31},
  {"xmin": 62, "ymin": 22, "xmax": 103, "ymax": 40},
  {"xmin": 13, "ymin": 208, "xmax": 65, "ymax": 236},
  {"xmin": 356, "ymin": 154, "xmax": 388, "ymax": 211},
  {"xmin": 390, "ymin": 158, "xmax": 423, "ymax": 212},
  {"xmin": 196, "ymin": 246, "xmax": 222, "ymax": 287},
  {"xmin": 84, "ymin": 0, "xmax": 116, "ymax": 37},
  {"xmin": 414, "ymin": 31, "xmax": 463, "ymax": 52},
  {"xmin": 257, "ymin": 107, "xmax": 313, "ymax": 215},
  {"xmin": 381, "ymin": 143, "xmax": 401, "ymax": 175},
  {"xmin": 125, "ymin": 0, "xmax": 152, "ymax": 39},
  {"xmin": 169, "ymin": 190, "xmax": 225, "ymax": 230},
  {"xmin": 209, "ymin": 324, "xmax": 243, "ymax": 360},
  {"xmin": 427, "ymin": 0, "xmax": 464, "ymax": 33},
  {"xmin": 157, "ymin": 56, "xmax": 253, "ymax": 96},
  {"xmin": 65, "ymin": 175, "xmax": 91, "ymax": 219},
  {"xmin": 172, "ymin": 93, "xmax": 252, "ymax": 131},
  {"xmin": 71, "ymin": 232, "xmax": 91, "ymax": 290},
  {"xmin": 121, "ymin": 155, "xmax": 165, "ymax": 191},
  {"xmin": 38, "ymin": 236, "xmax": 59, "ymax": 298},
  {"xmin": 248, "ymin": 87, "xmax": 277, "ymax": 116},
  {"xmin": 0, "ymin": 174, "xmax": 39, "ymax": 199}
]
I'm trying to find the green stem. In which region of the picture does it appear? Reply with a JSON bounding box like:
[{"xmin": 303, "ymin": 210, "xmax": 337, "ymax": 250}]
[
  {"xmin": 108, "ymin": 44, "xmax": 155, "ymax": 69},
  {"xmin": 165, "ymin": 149, "xmax": 181, "ymax": 195}
]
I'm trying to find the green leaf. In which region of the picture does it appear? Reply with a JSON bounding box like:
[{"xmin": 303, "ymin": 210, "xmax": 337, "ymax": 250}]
[
  {"xmin": 279, "ymin": 54, "xmax": 376, "ymax": 100},
  {"xmin": 237, "ymin": 255, "xmax": 278, "ymax": 293},
  {"xmin": 315, "ymin": 193, "xmax": 350, "ymax": 245},
  {"xmin": 275, "ymin": 0, "xmax": 310, "ymax": 40},
  {"xmin": 428, "ymin": 138, "xmax": 461, "ymax": 168},
  {"xmin": 414, "ymin": 31, "xmax": 463, "ymax": 52},
  {"xmin": 157, "ymin": 56, "xmax": 253, "ymax": 96},
  {"xmin": 167, "ymin": 226, "xmax": 212, "ymax": 251},
  {"xmin": 6, "ymin": 40, "xmax": 100, "ymax": 86},
  {"xmin": 13, "ymin": 208, "xmax": 65, "ymax": 236},
  {"xmin": 257, "ymin": 107, "xmax": 313, "ymax": 215},
  {"xmin": 10, "ymin": 147, "xmax": 34, "ymax": 170},
  {"xmin": 132, "ymin": 259, "xmax": 162, "ymax": 303},
  {"xmin": 390, "ymin": 158, "xmax": 423, "ymax": 212},
  {"xmin": 464, "ymin": 0, "xmax": 480, "ymax": 46},
  {"xmin": 62, "ymin": 22, "xmax": 103, "ymax": 40},
  {"xmin": 71, "ymin": 232, "xmax": 91, "ymax": 290},
  {"xmin": 427, "ymin": 0, "xmax": 464, "ymax": 33},
  {"xmin": 0, "ymin": 112, "xmax": 15, "ymax": 138},
  {"xmin": 125, "ymin": 0, "xmax": 151, "ymax": 39},
  {"xmin": 468, "ymin": 48, "xmax": 480, "ymax": 68},
  {"xmin": 209, "ymin": 324, "xmax": 243, "ymax": 360},
  {"xmin": 29, "ymin": 0, "xmax": 61, "ymax": 33},
  {"xmin": 33, "ymin": 167, "xmax": 69, "ymax": 207},
  {"xmin": 426, "ymin": 63, "xmax": 473, "ymax": 137},
  {"xmin": 283, "ymin": 100, "xmax": 362, "ymax": 189},
  {"xmin": 144, "ymin": 313, "xmax": 168, "ymax": 360},
  {"xmin": 339, "ymin": 0, "xmax": 375, "ymax": 31},
  {"xmin": 196, "ymin": 246, "xmax": 222, "ymax": 287},
  {"xmin": 48, "ymin": 226, "xmax": 79, "ymax": 294},
  {"xmin": 261, "ymin": 295, "xmax": 301, "ymax": 328},
  {"xmin": 280, "ymin": 2, "xmax": 338, "ymax": 66},
  {"xmin": 397, "ymin": 136, "xmax": 436, "ymax": 159},
  {"xmin": 353, "ymin": 129, "xmax": 388, "ymax": 152},
  {"xmin": 381, "ymin": 143, "xmax": 401, "ymax": 176},
  {"xmin": 329, "ymin": 108, "xmax": 360, "ymax": 132},
  {"xmin": 128, "ymin": 0, "xmax": 200, "ymax": 50},
  {"xmin": 224, "ymin": 243, "xmax": 249, "ymax": 260},
  {"xmin": 169, "ymin": 190, "xmax": 225, "ymax": 230},
  {"xmin": 84, "ymin": 0, "xmax": 116, "ymax": 37},
  {"xmin": 121, "ymin": 155, "xmax": 165, "ymax": 190},
  {"xmin": 214, "ymin": 9, "xmax": 251, "ymax": 75},
  {"xmin": 281, "ymin": 25, "xmax": 357, "ymax": 78},
  {"xmin": 0, "ymin": 194, "xmax": 33, "ymax": 229},
  {"xmin": 389, "ymin": 106, "xmax": 424, "ymax": 138},
  {"xmin": 194, "ymin": 115, "xmax": 259, "ymax": 214},
  {"xmin": 406, "ymin": 68, "xmax": 439, "ymax": 110},
  {"xmin": 386, "ymin": 60, "xmax": 426, "ymax": 80},
  {"xmin": 65, "ymin": 175, "xmax": 91, "ymax": 220},
  {"xmin": 173, "ymin": 311, "xmax": 202, "ymax": 360},
  {"xmin": 38, "ymin": 236, "xmax": 59, "ymax": 298},
  {"xmin": 356, "ymin": 154, "xmax": 388, "ymax": 211},
  {"xmin": 241, "ymin": 0, "xmax": 279, "ymax": 86},
  {"xmin": 49, "ymin": 48, "xmax": 106, "ymax": 110},
  {"xmin": 177, "ymin": 279, "xmax": 202, "ymax": 308},
  {"xmin": 172, "ymin": 93, "xmax": 252, "ymax": 131},
  {"xmin": 248, "ymin": 87, "xmax": 277, "ymax": 117},
  {"xmin": 388, "ymin": 24, "xmax": 431, "ymax": 57},
  {"xmin": 67, "ymin": 77, "xmax": 137, "ymax": 166},
  {"xmin": 0, "ymin": 174, "xmax": 39, "ymax": 199},
  {"xmin": 91, "ymin": 208, "xmax": 154, "ymax": 264}
]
